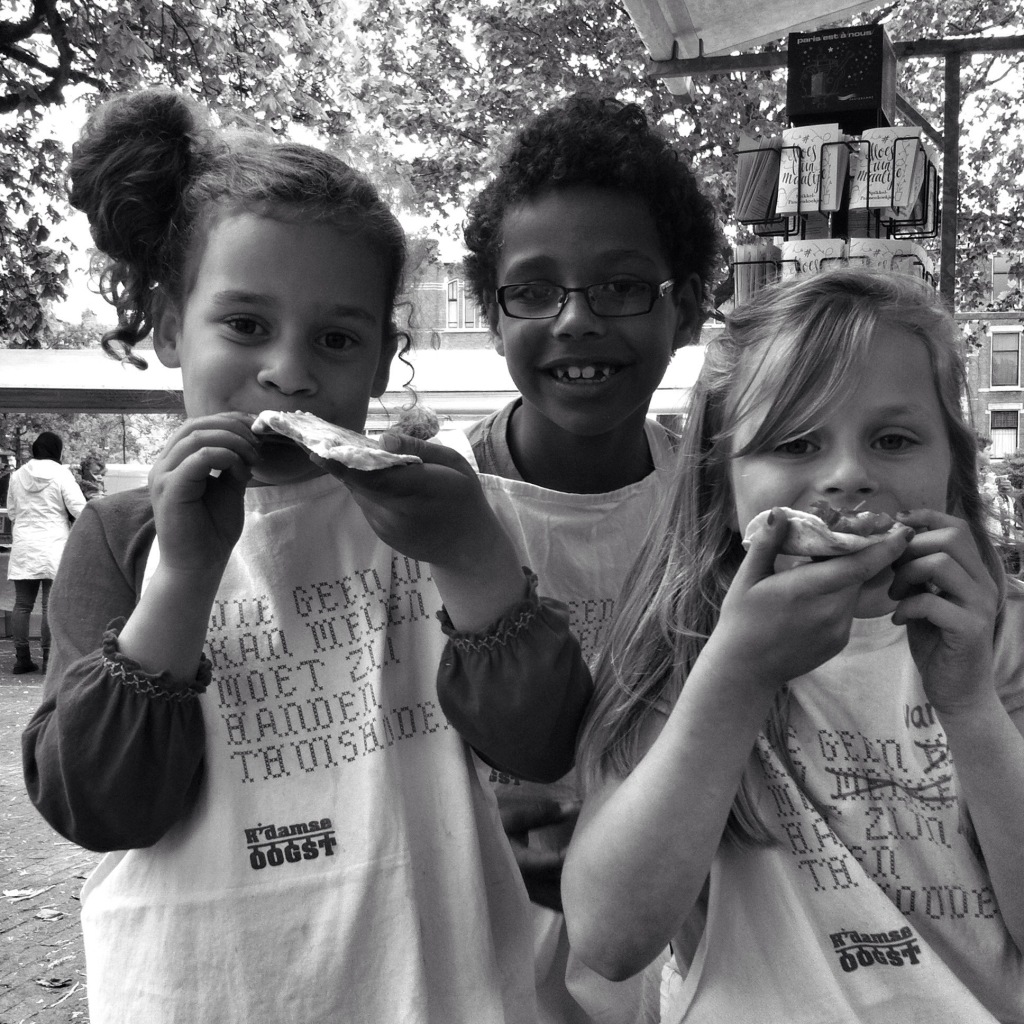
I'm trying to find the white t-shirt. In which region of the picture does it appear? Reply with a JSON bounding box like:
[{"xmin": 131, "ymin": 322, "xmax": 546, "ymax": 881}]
[
  {"xmin": 470, "ymin": 417, "xmax": 677, "ymax": 821},
  {"xmin": 664, "ymin": 594, "xmax": 1024, "ymax": 1024},
  {"xmin": 80, "ymin": 476, "xmax": 536, "ymax": 1024},
  {"xmin": 463, "ymin": 411, "xmax": 677, "ymax": 1024}
]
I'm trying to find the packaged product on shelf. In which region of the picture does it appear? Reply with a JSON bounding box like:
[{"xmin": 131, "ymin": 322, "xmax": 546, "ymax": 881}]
[
  {"xmin": 735, "ymin": 132, "xmax": 782, "ymax": 224},
  {"xmin": 733, "ymin": 242, "xmax": 782, "ymax": 302},
  {"xmin": 780, "ymin": 237, "xmax": 847, "ymax": 277},
  {"xmin": 777, "ymin": 123, "xmax": 849, "ymax": 214},
  {"xmin": 848, "ymin": 126, "xmax": 924, "ymax": 210}
]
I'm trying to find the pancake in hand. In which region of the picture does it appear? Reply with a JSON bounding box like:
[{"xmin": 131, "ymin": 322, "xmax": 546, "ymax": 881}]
[
  {"xmin": 742, "ymin": 501, "xmax": 901, "ymax": 557},
  {"xmin": 252, "ymin": 410, "xmax": 421, "ymax": 471}
]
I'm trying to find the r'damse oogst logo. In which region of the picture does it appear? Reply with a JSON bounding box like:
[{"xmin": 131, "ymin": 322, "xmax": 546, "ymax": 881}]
[
  {"xmin": 830, "ymin": 926, "xmax": 922, "ymax": 972},
  {"xmin": 244, "ymin": 817, "xmax": 338, "ymax": 869}
]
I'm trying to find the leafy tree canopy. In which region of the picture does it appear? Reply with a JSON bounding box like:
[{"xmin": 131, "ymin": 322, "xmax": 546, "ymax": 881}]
[
  {"xmin": 1, "ymin": 0, "xmax": 379, "ymax": 344},
  {"xmin": 2, "ymin": 0, "xmax": 1023, "ymax": 349}
]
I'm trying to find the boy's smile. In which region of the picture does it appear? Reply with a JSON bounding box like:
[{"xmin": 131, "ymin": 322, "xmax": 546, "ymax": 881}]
[
  {"xmin": 548, "ymin": 363, "xmax": 621, "ymax": 384},
  {"xmin": 491, "ymin": 186, "xmax": 699, "ymax": 448}
]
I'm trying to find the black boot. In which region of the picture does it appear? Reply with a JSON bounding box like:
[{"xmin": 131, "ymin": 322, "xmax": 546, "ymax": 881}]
[
  {"xmin": 12, "ymin": 644, "xmax": 39, "ymax": 674},
  {"xmin": 42, "ymin": 648, "xmax": 49, "ymax": 671}
]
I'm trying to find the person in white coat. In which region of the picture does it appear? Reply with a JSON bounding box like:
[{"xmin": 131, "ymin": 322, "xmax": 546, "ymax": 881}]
[{"xmin": 7, "ymin": 432, "xmax": 86, "ymax": 673}]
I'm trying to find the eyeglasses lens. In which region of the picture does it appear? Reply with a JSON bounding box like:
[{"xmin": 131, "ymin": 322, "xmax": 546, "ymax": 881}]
[
  {"xmin": 588, "ymin": 282, "xmax": 653, "ymax": 316},
  {"xmin": 500, "ymin": 282, "xmax": 655, "ymax": 319}
]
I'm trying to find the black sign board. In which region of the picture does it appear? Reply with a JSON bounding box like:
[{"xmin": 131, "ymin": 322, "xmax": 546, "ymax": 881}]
[{"xmin": 786, "ymin": 25, "xmax": 896, "ymax": 133}]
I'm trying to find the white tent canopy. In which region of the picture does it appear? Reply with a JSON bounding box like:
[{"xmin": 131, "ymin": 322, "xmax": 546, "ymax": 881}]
[
  {"xmin": 622, "ymin": 0, "xmax": 884, "ymax": 59},
  {"xmin": 0, "ymin": 343, "xmax": 708, "ymax": 422}
]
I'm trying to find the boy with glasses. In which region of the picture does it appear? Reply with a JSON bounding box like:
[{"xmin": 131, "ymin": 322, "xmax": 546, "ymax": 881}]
[{"xmin": 459, "ymin": 95, "xmax": 722, "ymax": 1022}]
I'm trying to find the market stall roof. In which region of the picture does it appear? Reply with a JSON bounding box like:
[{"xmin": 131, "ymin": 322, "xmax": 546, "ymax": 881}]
[
  {"xmin": 621, "ymin": 0, "xmax": 883, "ymax": 59},
  {"xmin": 0, "ymin": 343, "xmax": 709, "ymax": 420}
]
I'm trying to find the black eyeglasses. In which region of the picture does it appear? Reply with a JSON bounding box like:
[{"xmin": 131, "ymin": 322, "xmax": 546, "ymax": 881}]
[{"xmin": 495, "ymin": 279, "xmax": 675, "ymax": 319}]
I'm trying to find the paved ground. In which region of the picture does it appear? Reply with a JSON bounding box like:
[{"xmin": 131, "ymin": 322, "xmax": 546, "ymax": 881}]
[
  {"xmin": 0, "ymin": 643, "xmax": 98, "ymax": 1024},
  {"xmin": 0, "ymin": 545, "xmax": 98, "ymax": 1023}
]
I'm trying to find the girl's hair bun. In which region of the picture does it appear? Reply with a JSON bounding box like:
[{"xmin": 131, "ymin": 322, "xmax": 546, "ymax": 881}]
[
  {"xmin": 68, "ymin": 86, "xmax": 409, "ymax": 365},
  {"xmin": 69, "ymin": 88, "xmax": 203, "ymax": 270}
]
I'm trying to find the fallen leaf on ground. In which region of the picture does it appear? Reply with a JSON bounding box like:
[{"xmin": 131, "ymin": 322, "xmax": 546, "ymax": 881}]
[
  {"xmin": 48, "ymin": 979, "xmax": 84, "ymax": 1007},
  {"xmin": 36, "ymin": 976, "xmax": 73, "ymax": 989},
  {"xmin": 3, "ymin": 886, "xmax": 54, "ymax": 902},
  {"xmin": 35, "ymin": 907, "xmax": 65, "ymax": 920}
]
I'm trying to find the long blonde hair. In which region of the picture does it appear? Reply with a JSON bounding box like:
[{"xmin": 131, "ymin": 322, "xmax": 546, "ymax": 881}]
[{"xmin": 577, "ymin": 267, "xmax": 1005, "ymax": 844}]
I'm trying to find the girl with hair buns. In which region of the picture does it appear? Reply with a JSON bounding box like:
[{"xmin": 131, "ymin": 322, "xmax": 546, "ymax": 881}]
[
  {"xmin": 23, "ymin": 87, "xmax": 591, "ymax": 1024},
  {"xmin": 562, "ymin": 269, "xmax": 1024, "ymax": 1022}
]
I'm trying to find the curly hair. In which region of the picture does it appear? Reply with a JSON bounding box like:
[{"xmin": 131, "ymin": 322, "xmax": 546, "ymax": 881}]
[
  {"xmin": 69, "ymin": 88, "xmax": 409, "ymax": 368},
  {"xmin": 463, "ymin": 95, "xmax": 723, "ymax": 320}
]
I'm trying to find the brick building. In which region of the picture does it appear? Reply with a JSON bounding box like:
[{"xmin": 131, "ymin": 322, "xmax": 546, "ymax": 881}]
[
  {"xmin": 967, "ymin": 256, "xmax": 1024, "ymax": 462},
  {"xmin": 404, "ymin": 256, "xmax": 492, "ymax": 353}
]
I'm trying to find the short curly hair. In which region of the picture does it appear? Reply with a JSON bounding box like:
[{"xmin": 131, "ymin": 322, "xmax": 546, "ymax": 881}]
[{"xmin": 463, "ymin": 95, "xmax": 722, "ymax": 320}]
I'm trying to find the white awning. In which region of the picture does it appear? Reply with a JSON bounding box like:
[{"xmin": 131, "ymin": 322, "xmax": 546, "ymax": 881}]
[
  {"xmin": 0, "ymin": 342, "xmax": 710, "ymax": 421},
  {"xmin": 622, "ymin": 0, "xmax": 883, "ymax": 59}
]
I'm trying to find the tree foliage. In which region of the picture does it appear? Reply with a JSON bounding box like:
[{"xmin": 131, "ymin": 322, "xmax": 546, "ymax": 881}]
[
  {"xmin": 0, "ymin": 408, "xmax": 182, "ymax": 468},
  {"xmin": 2, "ymin": 0, "xmax": 1024, "ymax": 348},
  {"xmin": 350, "ymin": 0, "xmax": 790, "ymax": 299},
  {"xmin": 1, "ymin": 0, "xmax": 380, "ymax": 345},
  {"xmin": 354, "ymin": 0, "xmax": 1024, "ymax": 310}
]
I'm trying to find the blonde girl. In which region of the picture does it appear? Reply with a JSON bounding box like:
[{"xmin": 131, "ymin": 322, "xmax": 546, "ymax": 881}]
[{"xmin": 563, "ymin": 268, "xmax": 1024, "ymax": 1022}]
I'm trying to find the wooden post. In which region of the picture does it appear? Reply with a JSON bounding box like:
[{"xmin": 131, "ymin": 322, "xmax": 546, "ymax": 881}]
[{"xmin": 940, "ymin": 52, "xmax": 961, "ymax": 308}]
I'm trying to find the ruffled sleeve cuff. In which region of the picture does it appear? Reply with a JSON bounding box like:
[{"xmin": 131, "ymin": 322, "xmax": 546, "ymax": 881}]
[
  {"xmin": 436, "ymin": 569, "xmax": 593, "ymax": 784},
  {"xmin": 101, "ymin": 618, "xmax": 212, "ymax": 701},
  {"xmin": 22, "ymin": 619, "xmax": 209, "ymax": 851}
]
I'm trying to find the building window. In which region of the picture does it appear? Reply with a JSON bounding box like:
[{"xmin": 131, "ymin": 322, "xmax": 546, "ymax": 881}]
[
  {"xmin": 446, "ymin": 281, "xmax": 460, "ymax": 328},
  {"xmin": 446, "ymin": 279, "xmax": 484, "ymax": 329},
  {"xmin": 991, "ymin": 255, "xmax": 1022, "ymax": 299},
  {"xmin": 991, "ymin": 330, "xmax": 1021, "ymax": 388},
  {"xmin": 990, "ymin": 409, "xmax": 1020, "ymax": 458}
]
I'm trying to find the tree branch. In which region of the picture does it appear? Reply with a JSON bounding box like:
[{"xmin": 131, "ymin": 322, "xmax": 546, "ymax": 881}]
[
  {"xmin": 0, "ymin": 0, "xmax": 74, "ymax": 113},
  {"xmin": 164, "ymin": 4, "xmax": 218, "ymax": 101},
  {"xmin": 0, "ymin": 0, "xmax": 48, "ymax": 47}
]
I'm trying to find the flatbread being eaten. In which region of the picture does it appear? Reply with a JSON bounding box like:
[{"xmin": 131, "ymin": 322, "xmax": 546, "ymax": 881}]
[
  {"xmin": 252, "ymin": 410, "xmax": 422, "ymax": 471},
  {"xmin": 742, "ymin": 501, "xmax": 902, "ymax": 557}
]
